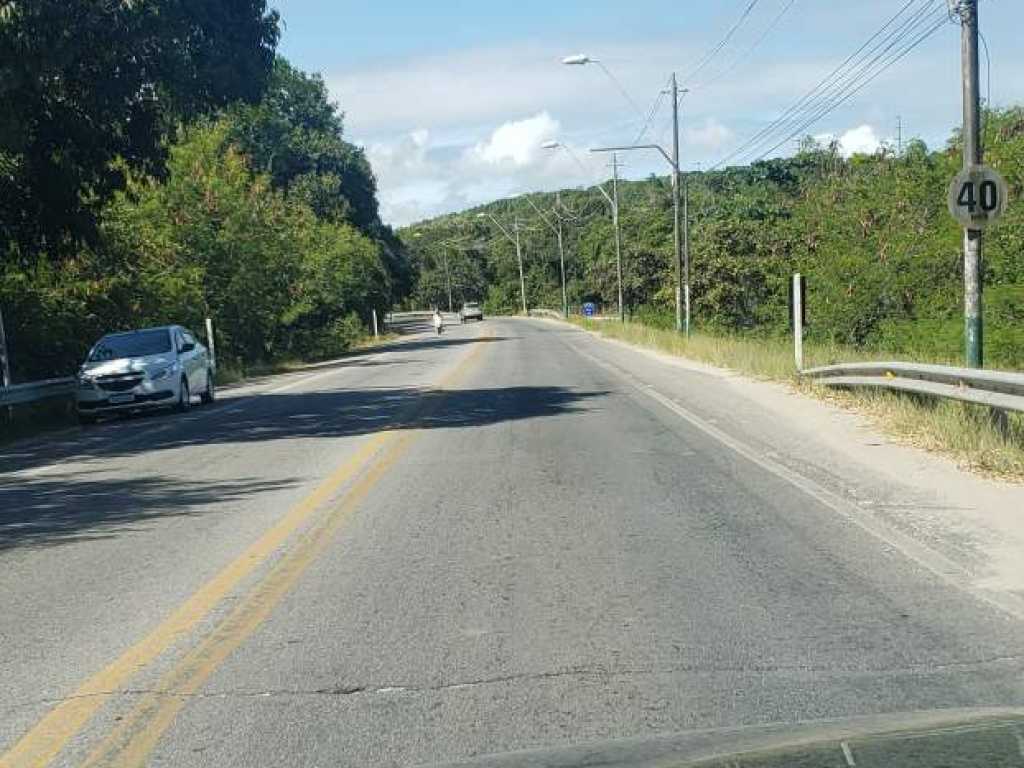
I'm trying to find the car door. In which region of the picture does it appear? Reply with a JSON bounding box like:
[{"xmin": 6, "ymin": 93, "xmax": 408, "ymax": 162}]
[
  {"xmin": 186, "ymin": 331, "xmax": 209, "ymax": 392},
  {"xmin": 175, "ymin": 329, "xmax": 200, "ymax": 393}
]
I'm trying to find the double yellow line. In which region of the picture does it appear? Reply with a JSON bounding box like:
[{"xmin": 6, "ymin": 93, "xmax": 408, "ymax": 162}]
[{"xmin": 2, "ymin": 335, "xmax": 490, "ymax": 768}]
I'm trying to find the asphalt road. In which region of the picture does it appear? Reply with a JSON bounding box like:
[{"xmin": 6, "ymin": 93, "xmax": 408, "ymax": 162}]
[{"xmin": 1, "ymin": 316, "xmax": 1022, "ymax": 767}]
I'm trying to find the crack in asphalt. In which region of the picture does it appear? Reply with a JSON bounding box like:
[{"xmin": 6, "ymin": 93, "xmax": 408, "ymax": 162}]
[{"xmin": 7, "ymin": 653, "xmax": 1024, "ymax": 715}]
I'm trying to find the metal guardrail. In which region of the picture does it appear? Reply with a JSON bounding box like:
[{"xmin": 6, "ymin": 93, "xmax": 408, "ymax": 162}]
[
  {"xmin": 0, "ymin": 377, "xmax": 76, "ymax": 408},
  {"xmin": 528, "ymin": 309, "xmax": 566, "ymax": 320},
  {"xmin": 801, "ymin": 361, "xmax": 1024, "ymax": 413}
]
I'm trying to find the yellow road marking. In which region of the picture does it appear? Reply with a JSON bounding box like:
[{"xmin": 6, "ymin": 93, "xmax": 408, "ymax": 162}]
[
  {"xmin": 82, "ymin": 431, "xmax": 416, "ymax": 768},
  {"xmin": 0, "ymin": 331, "xmax": 488, "ymax": 768},
  {"xmin": 0, "ymin": 433, "xmax": 389, "ymax": 768}
]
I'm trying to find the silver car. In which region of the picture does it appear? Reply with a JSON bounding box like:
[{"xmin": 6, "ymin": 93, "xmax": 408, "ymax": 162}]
[
  {"xmin": 459, "ymin": 302, "xmax": 483, "ymax": 322},
  {"xmin": 76, "ymin": 325, "xmax": 215, "ymax": 424}
]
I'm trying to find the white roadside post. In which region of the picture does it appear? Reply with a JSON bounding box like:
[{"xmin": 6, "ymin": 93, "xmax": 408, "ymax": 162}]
[
  {"xmin": 0, "ymin": 305, "xmax": 11, "ymax": 420},
  {"xmin": 0, "ymin": 305, "xmax": 10, "ymax": 390},
  {"xmin": 792, "ymin": 273, "xmax": 804, "ymax": 372},
  {"xmin": 205, "ymin": 318, "xmax": 217, "ymax": 372},
  {"xmin": 372, "ymin": 309, "xmax": 379, "ymax": 339}
]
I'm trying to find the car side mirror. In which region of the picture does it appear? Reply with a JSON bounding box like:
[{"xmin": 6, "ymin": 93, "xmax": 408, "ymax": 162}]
[{"xmin": 179, "ymin": 342, "xmax": 195, "ymax": 354}]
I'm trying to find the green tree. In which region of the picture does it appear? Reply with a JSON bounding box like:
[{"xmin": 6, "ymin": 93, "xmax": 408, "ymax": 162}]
[{"xmin": 0, "ymin": 0, "xmax": 280, "ymax": 257}]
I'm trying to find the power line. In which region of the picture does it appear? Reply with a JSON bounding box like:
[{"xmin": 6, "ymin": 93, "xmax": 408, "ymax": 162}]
[
  {"xmin": 631, "ymin": 77, "xmax": 671, "ymax": 145},
  {"xmin": 711, "ymin": 0, "xmax": 946, "ymax": 168},
  {"xmin": 680, "ymin": 0, "xmax": 764, "ymax": 87},
  {"xmin": 693, "ymin": 0, "xmax": 798, "ymax": 91},
  {"xmin": 713, "ymin": 0, "xmax": 929, "ymax": 166},
  {"xmin": 753, "ymin": 11, "xmax": 949, "ymax": 161}
]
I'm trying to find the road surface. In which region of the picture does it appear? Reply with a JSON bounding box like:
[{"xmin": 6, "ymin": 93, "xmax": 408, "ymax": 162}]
[{"xmin": 1, "ymin": 316, "xmax": 1022, "ymax": 767}]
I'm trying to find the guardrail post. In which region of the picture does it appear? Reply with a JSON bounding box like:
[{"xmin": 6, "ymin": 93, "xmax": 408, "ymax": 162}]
[
  {"xmin": 791, "ymin": 273, "xmax": 804, "ymax": 372},
  {"xmin": 205, "ymin": 317, "xmax": 217, "ymax": 371}
]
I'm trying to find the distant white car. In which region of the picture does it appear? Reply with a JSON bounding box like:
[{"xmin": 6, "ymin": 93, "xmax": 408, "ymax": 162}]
[
  {"xmin": 460, "ymin": 302, "xmax": 483, "ymax": 323},
  {"xmin": 75, "ymin": 325, "xmax": 215, "ymax": 424}
]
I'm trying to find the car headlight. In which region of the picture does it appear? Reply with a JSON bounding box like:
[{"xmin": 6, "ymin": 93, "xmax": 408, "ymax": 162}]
[
  {"xmin": 77, "ymin": 374, "xmax": 94, "ymax": 388},
  {"xmin": 148, "ymin": 365, "xmax": 176, "ymax": 382}
]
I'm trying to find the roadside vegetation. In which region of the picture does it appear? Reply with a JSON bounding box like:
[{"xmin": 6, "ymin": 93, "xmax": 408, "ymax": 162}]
[
  {"xmin": 404, "ymin": 109, "xmax": 1024, "ymax": 478},
  {"xmin": 1, "ymin": 2, "xmax": 412, "ymax": 384},
  {"xmin": 572, "ymin": 316, "xmax": 1024, "ymax": 481},
  {"xmin": 402, "ymin": 108, "xmax": 1024, "ymax": 372}
]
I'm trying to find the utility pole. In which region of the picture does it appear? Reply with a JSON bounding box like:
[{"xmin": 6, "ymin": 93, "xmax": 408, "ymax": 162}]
[
  {"xmin": 670, "ymin": 72, "xmax": 686, "ymax": 336},
  {"xmin": 960, "ymin": 0, "xmax": 983, "ymax": 367},
  {"xmin": 514, "ymin": 216, "xmax": 527, "ymax": 315},
  {"xmin": 442, "ymin": 245, "xmax": 453, "ymax": 312},
  {"xmin": 556, "ymin": 193, "xmax": 569, "ymax": 318},
  {"xmin": 896, "ymin": 114, "xmax": 903, "ymax": 155},
  {"xmin": 610, "ymin": 153, "xmax": 625, "ymax": 323}
]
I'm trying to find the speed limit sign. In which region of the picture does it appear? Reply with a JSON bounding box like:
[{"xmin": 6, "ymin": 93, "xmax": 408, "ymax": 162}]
[{"xmin": 948, "ymin": 165, "xmax": 1009, "ymax": 229}]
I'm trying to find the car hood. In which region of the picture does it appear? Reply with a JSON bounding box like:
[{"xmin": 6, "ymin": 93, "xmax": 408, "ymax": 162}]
[
  {"xmin": 81, "ymin": 354, "xmax": 176, "ymax": 377},
  {"xmin": 422, "ymin": 707, "xmax": 1024, "ymax": 767}
]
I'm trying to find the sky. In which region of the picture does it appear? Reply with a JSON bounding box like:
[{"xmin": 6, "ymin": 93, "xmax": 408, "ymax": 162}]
[{"xmin": 273, "ymin": 0, "xmax": 1024, "ymax": 227}]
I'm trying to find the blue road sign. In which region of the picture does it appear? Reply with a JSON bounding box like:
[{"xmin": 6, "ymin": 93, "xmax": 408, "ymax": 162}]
[{"xmin": 582, "ymin": 302, "xmax": 596, "ymax": 317}]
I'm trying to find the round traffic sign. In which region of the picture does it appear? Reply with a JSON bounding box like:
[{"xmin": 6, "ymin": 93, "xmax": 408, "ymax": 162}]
[{"xmin": 947, "ymin": 165, "xmax": 1009, "ymax": 229}]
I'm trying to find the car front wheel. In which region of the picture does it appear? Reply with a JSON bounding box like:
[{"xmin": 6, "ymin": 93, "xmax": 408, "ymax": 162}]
[
  {"xmin": 176, "ymin": 378, "xmax": 191, "ymax": 413},
  {"xmin": 77, "ymin": 411, "xmax": 97, "ymax": 426}
]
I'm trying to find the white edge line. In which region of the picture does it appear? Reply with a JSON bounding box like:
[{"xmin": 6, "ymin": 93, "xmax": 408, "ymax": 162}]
[{"xmin": 575, "ymin": 346, "xmax": 1024, "ymax": 623}]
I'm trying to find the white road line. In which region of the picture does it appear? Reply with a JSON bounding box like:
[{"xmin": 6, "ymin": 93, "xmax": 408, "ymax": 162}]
[
  {"xmin": 574, "ymin": 344, "xmax": 1024, "ymax": 623},
  {"xmin": 840, "ymin": 740, "xmax": 856, "ymax": 766}
]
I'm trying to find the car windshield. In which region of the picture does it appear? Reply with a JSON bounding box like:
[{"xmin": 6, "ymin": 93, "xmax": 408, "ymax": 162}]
[
  {"xmin": 464, "ymin": 303, "xmax": 478, "ymax": 308},
  {"xmin": 88, "ymin": 330, "xmax": 172, "ymax": 362}
]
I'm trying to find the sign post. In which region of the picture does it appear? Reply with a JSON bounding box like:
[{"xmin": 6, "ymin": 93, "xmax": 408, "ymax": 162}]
[
  {"xmin": 947, "ymin": 163, "xmax": 1008, "ymax": 369},
  {"xmin": 791, "ymin": 274, "xmax": 805, "ymax": 372}
]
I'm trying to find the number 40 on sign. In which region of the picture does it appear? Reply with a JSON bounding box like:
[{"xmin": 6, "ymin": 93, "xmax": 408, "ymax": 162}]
[{"xmin": 947, "ymin": 165, "xmax": 1009, "ymax": 229}]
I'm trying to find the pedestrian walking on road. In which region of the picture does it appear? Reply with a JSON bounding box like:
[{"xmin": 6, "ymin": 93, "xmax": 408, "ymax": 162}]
[{"xmin": 433, "ymin": 308, "xmax": 444, "ymax": 336}]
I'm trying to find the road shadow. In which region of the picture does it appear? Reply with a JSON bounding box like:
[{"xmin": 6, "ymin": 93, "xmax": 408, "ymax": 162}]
[
  {"xmin": 1, "ymin": 385, "xmax": 605, "ymax": 550},
  {"xmin": 0, "ymin": 475, "xmax": 296, "ymax": 551}
]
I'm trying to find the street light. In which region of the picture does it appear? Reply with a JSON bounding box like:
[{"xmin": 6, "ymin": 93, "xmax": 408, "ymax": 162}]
[
  {"xmin": 561, "ymin": 53, "xmax": 643, "ymax": 117},
  {"xmin": 411, "ymin": 232, "xmax": 454, "ymax": 312},
  {"xmin": 590, "ymin": 75, "xmax": 689, "ymax": 336},
  {"xmin": 523, "ymin": 196, "xmax": 569, "ymax": 319},
  {"xmin": 476, "ymin": 213, "xmax": 527, "ymax": 315},
  {"xmin": 543, "ymin": 140, "xmax": 625, "ymax": 323}
]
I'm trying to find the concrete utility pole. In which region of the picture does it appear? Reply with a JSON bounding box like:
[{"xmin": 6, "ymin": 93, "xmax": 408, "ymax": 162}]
[
  {"xmin": 441, "ymin": 245, "xmax": 454, "ymax": 313},
  {"xmin": 896, "ymin": 114, "xmax": 903, "ymax": 155},
  {"xmin": 514, "ymin": 217, "xmax": 528, "ymax": 315},
  {"xmin": 0, "ymin": 305, "xmax": 11, "ymax": 390},
  {"xmin": 477, "ymin": 212, "xmax": 528, "ymax": 314},
  {"xmin": 524, "ymin": 195, "xmax": 569, "ymax": 318},
  {"xmin": 591, "ymin": 75, "xmax": 687, "ymax": 333},
  {"xmin": 960, "ymin": 0, "xmax": 983, "ymax": 367},
  {"xmin": 542, "ymin": 141, "xmax": 623, "ymax": 319},
  {"xmin": 670, "ymin": 72, "xmax": 686, "ymax": 336},
  {"xmin": 610, "ymin": 153, "xmax": 625, "ymax": 323}
]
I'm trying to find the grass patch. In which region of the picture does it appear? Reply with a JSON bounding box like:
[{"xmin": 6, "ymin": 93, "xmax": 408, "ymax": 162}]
[{"xmin": 570, "ymin": 317, "xmax": 1024, "ymax": 482}]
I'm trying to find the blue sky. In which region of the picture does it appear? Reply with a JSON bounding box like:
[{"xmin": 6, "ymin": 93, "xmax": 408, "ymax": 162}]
[{"xmin": 273, "ymin": 1, "xmax": 1024, "ymax": 225}]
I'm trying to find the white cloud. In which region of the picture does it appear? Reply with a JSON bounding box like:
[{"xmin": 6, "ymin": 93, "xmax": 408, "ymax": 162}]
[
  {"xmin": 814, "ymin": 124, "xmax": 882, "ymax": 158},
  {"xmin": 468, "ymin": 112, "xmax": 559, "ymax": 167},
  {"xmin": 365, "ymin": 117, "xmax": 605, "ymax": 226},
  {"xmin": 685, "ymin": 117, "xmax": 733, "ymax": 152},
  {"xmin": 331, "ymin": 16, "xmax": 1024, "ymax": 225}
]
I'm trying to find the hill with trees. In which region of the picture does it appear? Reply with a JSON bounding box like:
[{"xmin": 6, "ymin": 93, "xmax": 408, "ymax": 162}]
[{"xmin": 402, "ymin": 107, "xmax": 1024, "ymax": 370}]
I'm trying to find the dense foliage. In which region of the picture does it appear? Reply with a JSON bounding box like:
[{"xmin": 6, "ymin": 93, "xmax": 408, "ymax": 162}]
[
  {"xmin": 402, "ymin": 108, "xmax": 1024, "ymax": 370},
  {"xmin": 1, "ymin": 3, "xmax": 409, "ymax": 380}
]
